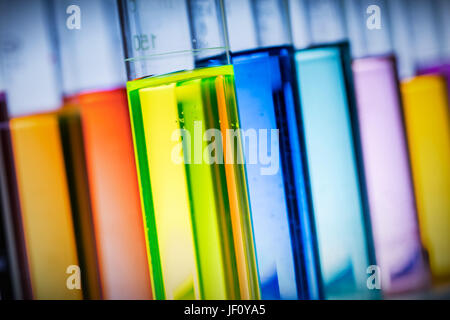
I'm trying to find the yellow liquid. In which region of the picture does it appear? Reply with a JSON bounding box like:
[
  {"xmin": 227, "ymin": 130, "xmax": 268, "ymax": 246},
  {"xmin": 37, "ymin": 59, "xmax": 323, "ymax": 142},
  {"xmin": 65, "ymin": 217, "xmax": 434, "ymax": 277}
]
[
  {"xmin": 139, "ymin": 82, "xmax": 200, "ymax": 300},
  {"xmin": 127, "ymin": 66, "xmax": 259, "ymax": 300},
  {"xmin": 401, "ymin": 75, "xmax": 450, "ymax": 283},
  {"xmin": 10, "ymin": 113, "xmax": 82, "ymax": 299}
]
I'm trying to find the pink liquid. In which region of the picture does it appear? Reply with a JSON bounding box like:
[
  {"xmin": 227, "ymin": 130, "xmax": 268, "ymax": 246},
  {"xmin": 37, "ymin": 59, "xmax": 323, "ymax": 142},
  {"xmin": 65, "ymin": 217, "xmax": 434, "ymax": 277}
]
[{"xmin": 352, "ymin": 56, "xmax": 430, "ymax": 294}]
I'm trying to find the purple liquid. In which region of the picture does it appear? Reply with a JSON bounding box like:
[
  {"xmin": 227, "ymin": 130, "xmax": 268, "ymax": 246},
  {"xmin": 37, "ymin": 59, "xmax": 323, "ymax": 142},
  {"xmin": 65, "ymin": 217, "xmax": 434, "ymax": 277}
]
[{"xmin": 352, "ymin": 56, "xmax": 430, "ymax": 294}]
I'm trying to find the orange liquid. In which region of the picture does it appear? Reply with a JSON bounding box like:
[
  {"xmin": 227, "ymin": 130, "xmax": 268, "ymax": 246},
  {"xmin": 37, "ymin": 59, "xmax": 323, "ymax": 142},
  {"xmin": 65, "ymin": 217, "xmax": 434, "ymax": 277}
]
[
  {"xmin": 10, "ymin": 113, "xmax": 82, "ymax": 300},
  {"xmin": 75, "ymin": 89, "xmax": 151, "ymax": 299}
]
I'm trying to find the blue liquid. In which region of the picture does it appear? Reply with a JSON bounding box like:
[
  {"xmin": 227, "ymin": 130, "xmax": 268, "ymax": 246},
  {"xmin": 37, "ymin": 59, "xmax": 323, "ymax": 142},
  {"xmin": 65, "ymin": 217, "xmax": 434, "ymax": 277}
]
[
  {"xmin": 294, "ymin": 44, "xmax": 377, "ymax": 299},
  {"xmin": 226, "ymin": 47, "xmax": 320, "ymax": 300}
]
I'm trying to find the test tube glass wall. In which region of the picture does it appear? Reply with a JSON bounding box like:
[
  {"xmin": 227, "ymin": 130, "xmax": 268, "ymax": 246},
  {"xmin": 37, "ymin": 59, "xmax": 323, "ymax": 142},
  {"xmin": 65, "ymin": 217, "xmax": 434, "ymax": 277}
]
[
  {"xmin": 288, "ymin": 0, "xmax": 378, "ymax": 299},
  {"xmin": 0, "ymin": 0, "xmax": 83, "ymax": 299},
  {"xmin": 388, "ymin": 0, "xmax": 450, "ymax": 285},
  {"xmin": 118, "ymin": 0, "xmax": 259, "ymax": 300},
  {"xmin": 343, "ymin": 0, "xmax": 429, "ymax": 294},
  {"xmin": 52, "ymin": 0, "xmax": 151, "ymax": 300}
]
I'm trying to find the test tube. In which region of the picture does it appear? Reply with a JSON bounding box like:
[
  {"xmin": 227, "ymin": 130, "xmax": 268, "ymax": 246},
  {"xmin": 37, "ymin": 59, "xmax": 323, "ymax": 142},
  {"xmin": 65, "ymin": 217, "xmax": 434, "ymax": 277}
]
[
  {"xmin": 208, "ymin": 0, "xmax": 320, "ymax": 300},
  {"xmin": 52, "ymin": 0, "xmax": 151, "ymax": 300},
  {"xmin": 288, "ymin": 0, "xmax": 378, "ymax": 299},
  {"xmin": 118, "ymin": 0, "xmax": 259, "ymax": 300},
  {"xmin": 0, "ymin": 0, "xmax": 82, "ymax": 299},
  {"xmin": 343, "ymin": 0, "xmax": 430, "ymax": 295},
  {"xmin": 388, "ymin": 0, "xmax": 450, "ymax": 285}
]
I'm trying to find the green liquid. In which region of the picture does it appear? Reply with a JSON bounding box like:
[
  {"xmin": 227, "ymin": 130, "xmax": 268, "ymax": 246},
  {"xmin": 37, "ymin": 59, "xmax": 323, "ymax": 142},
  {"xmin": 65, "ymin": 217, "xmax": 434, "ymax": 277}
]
[{"xmin": 126, "ymin": 65, "xmax": 259, "ymax": 300}]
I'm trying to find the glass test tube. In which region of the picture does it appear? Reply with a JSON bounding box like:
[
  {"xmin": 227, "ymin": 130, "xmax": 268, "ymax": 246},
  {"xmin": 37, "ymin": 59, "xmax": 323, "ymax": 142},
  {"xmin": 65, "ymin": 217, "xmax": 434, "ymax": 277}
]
[
  {"xmin": 0, "ymin": 0, "xmax": 82, "ymax": 299},
  {"xmin": 52, "ymin": 0, "xmax": 151, "ymax": 300},
  {"xmin": 118, "ymin": 0, "xmax": 259, "ymax": 300},
  {"xmin": 288, "ymin": 0, "xmax": 378, "ymax": 299},
  {"xmin": 211, "ymin": 0, "xmax": 320, "ymax": 300},
  {"xmin": 389, "ymin": 0, "xmax": 450, "ymax": 285},
  {"xmin": 343, "ymin": 0, "xmax": 430, "ymax": 295}
]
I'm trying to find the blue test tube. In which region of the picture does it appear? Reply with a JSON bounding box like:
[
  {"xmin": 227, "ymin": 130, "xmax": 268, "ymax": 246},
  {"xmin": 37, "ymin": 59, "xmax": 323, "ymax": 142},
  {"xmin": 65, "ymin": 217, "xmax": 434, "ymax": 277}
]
[{"xmin": 288, "ymin": 0, "xmax": 378, "ymax": 299}]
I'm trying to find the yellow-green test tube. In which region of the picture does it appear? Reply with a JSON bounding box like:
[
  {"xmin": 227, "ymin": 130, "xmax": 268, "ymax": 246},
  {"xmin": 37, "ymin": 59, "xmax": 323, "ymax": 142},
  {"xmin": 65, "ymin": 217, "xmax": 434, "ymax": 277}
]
[
  {"xmin": 128, "ymin": 66, "xmax": 258, "ymax": 300},
  {"xmin": 119, "ymin": 0, "xmax": 259, "ymax": 300},
  {"xmin": 401, "ymin": 75, "xmax": 450, "ymax": 283}
]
